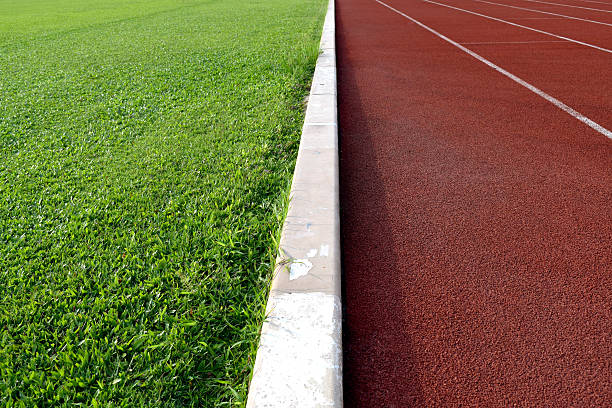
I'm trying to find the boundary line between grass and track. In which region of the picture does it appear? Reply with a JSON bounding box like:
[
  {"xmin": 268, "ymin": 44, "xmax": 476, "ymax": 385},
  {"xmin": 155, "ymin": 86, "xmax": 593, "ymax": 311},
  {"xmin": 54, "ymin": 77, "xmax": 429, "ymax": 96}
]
[
  {"xmin": 470, "ymin": 0, "xmax": 612, "ymax": 26},
  {"xmin": 375, "ymin": 0, "xmax": 612, "ymax": 139},
  {"xmin": 246, "ymin": 0, "xmax": 343, "ymax": 406},
  {"xmin": 422, "ymin": 0, "xmax": 612, "ymax": 53}
]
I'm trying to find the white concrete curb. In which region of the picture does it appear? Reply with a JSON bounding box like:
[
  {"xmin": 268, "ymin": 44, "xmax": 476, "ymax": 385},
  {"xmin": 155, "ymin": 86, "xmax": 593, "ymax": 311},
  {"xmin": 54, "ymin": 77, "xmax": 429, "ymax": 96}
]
[{"xmin": 246, "ymin": 0, "xmax": 341, "ymax": 406}]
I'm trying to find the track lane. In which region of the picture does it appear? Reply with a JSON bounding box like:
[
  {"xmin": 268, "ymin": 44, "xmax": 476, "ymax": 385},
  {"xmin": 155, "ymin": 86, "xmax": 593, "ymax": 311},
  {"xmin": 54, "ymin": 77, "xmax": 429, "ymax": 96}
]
[
  {"xmin": 422, "ymin": 0, "xmax": 612, "ymax": 52},
  {"xmin": 517, "ymin": 0, "xmax": 612, "ymax": 12},
  {"xmin": 467, "ymin": 0, "xmax": 612, "ymax": 26},
  {"xmin": 530, "ymin": 0, "xmax": 612, "ymax": 6},
  {"xmin": 569, "ymin": 0, "xmax": 612, "ymax": 5},
  {"xmin": 572, "ymin": 0, "xmax": 612, "ymax": 5},
  {"xmin": 382, "ymin": 0, "xmax": 612, "ymax": 128},
  {"xmin": 469, "ymin": 0, "xmax": 612, "ymax": 23},
  {"xmin": 378, "ymin": 0, "xmax": 612, "ymax": 136},
  {"xmin": 338, "ymin": 0, "xmax": 612, "ymax": 405}
]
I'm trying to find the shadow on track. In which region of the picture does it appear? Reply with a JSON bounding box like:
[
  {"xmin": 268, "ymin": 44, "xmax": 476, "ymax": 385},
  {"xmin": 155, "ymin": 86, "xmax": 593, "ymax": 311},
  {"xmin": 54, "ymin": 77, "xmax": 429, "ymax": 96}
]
[{"xmin": 336, "ymin": 5, "xmax": 426, "ymax": 406}]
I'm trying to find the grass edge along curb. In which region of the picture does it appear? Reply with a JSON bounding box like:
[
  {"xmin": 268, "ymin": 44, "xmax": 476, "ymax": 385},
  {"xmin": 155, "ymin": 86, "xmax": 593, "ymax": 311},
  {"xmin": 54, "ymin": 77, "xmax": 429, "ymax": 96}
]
[{"xmin": 245, "ymin": 0, "xmax": 342, "ymax": 406}]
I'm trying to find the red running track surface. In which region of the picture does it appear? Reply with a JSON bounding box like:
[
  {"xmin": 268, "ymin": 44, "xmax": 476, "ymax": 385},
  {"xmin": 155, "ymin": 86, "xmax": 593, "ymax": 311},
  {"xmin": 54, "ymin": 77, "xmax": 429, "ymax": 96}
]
[{"xmin": 337, "ymin": 0, "xmax": 612, "ymax": 406}]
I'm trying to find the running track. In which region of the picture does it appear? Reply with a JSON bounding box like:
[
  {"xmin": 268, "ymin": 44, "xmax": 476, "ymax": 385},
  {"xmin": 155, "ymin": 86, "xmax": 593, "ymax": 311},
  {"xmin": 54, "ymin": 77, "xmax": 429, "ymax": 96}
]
[{"xmin": 337, "ymin": 0, "xmax": 612, "ymax": 405}]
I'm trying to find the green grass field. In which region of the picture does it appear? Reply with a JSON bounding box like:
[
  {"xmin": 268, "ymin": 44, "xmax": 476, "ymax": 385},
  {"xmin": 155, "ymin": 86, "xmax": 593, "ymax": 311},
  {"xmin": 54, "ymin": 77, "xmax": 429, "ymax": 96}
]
[{"xmin": 0, "ymin": 0, "xmax": 326, "ymax": 405}]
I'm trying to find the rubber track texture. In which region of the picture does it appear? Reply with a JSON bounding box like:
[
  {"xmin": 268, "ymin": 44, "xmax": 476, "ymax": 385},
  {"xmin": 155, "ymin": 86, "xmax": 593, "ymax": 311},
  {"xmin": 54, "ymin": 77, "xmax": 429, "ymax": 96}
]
[{"xmin": 337, "ymin": 0, "xmax": 612, "ymax": 406}]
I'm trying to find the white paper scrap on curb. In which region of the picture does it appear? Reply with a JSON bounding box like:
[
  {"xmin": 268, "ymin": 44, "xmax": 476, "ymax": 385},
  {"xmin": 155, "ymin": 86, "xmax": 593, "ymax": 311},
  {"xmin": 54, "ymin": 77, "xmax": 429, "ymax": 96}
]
[
  {"xmin": 320, "ymin": 244, "xmax": 329, "ymax": 257},
  {"xmin": 289, "ymin": 259, "xmax": 313, "ymax": 280},
  {"xmin": 307, "ymin": 248, "xmax": 318, "ymax": 258}
]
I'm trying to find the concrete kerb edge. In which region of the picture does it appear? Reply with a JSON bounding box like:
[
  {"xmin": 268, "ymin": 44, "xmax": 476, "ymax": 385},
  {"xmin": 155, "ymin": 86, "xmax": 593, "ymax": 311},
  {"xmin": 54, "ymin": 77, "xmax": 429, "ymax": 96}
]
[{"xmin": 246, "ymin": 0, "xmax": 342, "ymax": 407}]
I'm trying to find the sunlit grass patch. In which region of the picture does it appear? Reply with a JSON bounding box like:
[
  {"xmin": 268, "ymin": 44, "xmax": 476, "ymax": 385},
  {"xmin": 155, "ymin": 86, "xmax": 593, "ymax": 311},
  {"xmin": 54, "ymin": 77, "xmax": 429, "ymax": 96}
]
[{"xmin": 0, "ymin": 0, "xmax": 326, "ymax": 405}]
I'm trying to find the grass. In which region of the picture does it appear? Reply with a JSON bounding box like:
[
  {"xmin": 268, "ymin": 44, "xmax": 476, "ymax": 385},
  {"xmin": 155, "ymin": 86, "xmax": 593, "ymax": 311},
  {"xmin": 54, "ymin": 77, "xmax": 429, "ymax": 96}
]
[{"xmin": 0, "ymin": 0, "xmax": 327, "ymax": 406}]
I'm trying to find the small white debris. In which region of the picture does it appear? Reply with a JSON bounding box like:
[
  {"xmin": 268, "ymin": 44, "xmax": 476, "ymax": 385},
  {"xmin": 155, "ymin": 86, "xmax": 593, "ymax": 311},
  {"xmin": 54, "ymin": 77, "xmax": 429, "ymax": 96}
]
[
  {"xmin": 320, "ymin": 244, "xmax": 329, "ymax": 257},
  {"xmin": 289, "ymin": 259, "xmax": 313, "ymax": 280},
  {"xmin": 307, "ymin": 248, "xmax": 318, "ymax": 257}
]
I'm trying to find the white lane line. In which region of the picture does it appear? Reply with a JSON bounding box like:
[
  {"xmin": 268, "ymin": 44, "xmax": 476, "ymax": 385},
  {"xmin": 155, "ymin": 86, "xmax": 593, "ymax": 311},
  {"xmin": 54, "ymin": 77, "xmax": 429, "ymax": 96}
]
[
  {"xmin": 517, "ymin": 0, "xmax": 612, "ymax": 13},
  {"xmin": 374, "ymin": 0, "xmax": 612, "ymax": 139},
  {"xmin": 512, "ymin": 16, "xmax": 565, "ymax": 18},
  {"xmin": 470, "ymin": 0, "xmax": 612, "ymax": 26},
  {"xmin": 461, "ymin": 40, "xmax": 566, "ymax": 43},
  {"xmin": 423, "ymin": 0, "xmax": 612, "ymax": 53}
]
